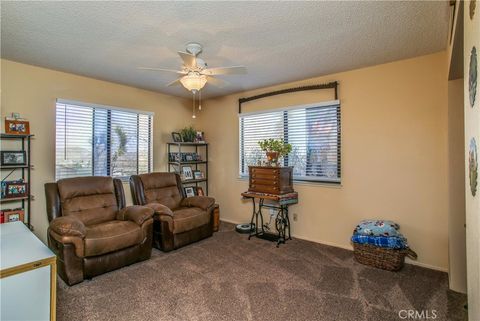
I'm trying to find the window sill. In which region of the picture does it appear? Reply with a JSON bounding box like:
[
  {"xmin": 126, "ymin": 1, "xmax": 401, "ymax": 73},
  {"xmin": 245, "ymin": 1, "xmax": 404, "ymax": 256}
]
[{"xmin": 236, "ymin": 176, "xmax": 342, "ymax": 189}]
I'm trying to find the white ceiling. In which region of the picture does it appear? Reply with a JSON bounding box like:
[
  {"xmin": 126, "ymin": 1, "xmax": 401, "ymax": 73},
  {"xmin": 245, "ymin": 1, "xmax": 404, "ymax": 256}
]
[{"xmin": 1, "ymin": 1, "xmax": 449, "ymax": 99}]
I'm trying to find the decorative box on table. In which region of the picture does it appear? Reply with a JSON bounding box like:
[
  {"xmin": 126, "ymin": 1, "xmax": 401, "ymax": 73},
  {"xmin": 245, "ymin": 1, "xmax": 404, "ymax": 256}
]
[{"xmin": 248, "ymin": 166, "xmax": 293, "ymax": 195}]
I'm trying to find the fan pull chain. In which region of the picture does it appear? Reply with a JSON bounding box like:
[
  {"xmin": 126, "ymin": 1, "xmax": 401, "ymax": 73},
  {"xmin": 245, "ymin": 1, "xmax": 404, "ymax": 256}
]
[
  {"xmin": 198, "ymin": 90, "xmax": 202, "ymax": 111},
  {"xmin": 192, "ymin": 91, "xmax": 196, "ymax": 119}
]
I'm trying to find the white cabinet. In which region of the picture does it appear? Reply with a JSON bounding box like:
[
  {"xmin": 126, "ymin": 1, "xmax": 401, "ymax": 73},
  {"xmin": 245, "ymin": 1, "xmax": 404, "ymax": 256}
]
[{"xmin": 0, "ymin": 222, "xmax": 56, "ymax": 321}]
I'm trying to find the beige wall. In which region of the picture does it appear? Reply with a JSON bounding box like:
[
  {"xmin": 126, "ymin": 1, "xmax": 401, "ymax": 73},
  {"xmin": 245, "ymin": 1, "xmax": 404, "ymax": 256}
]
[
  {"xmin": 198, "ymin": 52, "xmax": 450, "ymax": 270},
  {"xmin": 448, "ymin": 78, "xmax": 466, "ymax": 293},
  {"xmin": 0, "ymin": 51, "xmax": 459, "ymax": 273},
  {"xmin": 463, "ymin": 2, "xmax": 480, "ymax": 320},
  {"xmin": 0, "ymin": 59, "xmax": 192, "ymax": 243}
]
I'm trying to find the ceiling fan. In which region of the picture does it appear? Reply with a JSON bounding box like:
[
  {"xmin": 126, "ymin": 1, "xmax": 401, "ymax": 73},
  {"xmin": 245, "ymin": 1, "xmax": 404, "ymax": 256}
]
[{"xmin": 138, "ymin": 42, "xmax": 247, "ymax": 92}]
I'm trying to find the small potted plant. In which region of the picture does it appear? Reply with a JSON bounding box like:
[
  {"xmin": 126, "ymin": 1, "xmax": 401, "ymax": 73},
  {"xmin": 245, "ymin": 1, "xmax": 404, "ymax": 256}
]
[
  {"xmin": 180, "ymin": 126, "xmax": 197, "ymax": 142},
  {"xmin": 258, "ymin": 139, "xmax": 292, "ymax": 166}
]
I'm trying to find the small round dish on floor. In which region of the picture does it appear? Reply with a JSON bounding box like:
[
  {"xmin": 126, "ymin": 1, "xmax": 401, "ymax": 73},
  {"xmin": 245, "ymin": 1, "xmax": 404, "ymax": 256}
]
[{"xmin": 235, "ymin": 223, "xmax": 254, "ymax": 234}]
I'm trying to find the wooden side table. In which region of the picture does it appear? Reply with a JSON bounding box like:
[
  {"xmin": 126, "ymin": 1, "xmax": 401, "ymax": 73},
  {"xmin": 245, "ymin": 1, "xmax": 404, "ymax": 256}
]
[
  {"xmin": 241, "ymin": 191, "xmax": 298, "ymax": 247},
  {"xmin": 213, "ymin": 204, "xmax": 220, "ymax": 232},
  {"xmin": 0, "ymin": 222, "xmax": 57, "ymax": 321}
]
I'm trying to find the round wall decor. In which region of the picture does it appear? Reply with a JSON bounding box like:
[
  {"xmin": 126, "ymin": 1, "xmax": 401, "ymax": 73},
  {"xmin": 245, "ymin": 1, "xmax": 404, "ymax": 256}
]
[
  {"xmin": 469, "ymin": 138, "xmax": 478, "ymax": 196},
  {"xmin": 471, "ymin": 0, "xmax": 476, "ymax": 20},
  {"xmin": 470, "ymin": 46, "xmax": 478, "ymax": 108}
]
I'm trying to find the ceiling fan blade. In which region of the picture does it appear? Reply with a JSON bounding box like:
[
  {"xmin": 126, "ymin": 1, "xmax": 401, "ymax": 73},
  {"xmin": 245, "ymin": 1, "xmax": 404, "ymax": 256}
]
[
  {"xmin": 202, "ymin": 66, "xmax": 247, "ymax": 76},
  {"xmin": 166, "ymin": 78, "xmax": 182, "ymax": 87},
  {"xmin": 178, "ymin": 51, "xmax": 197, "ymax": 68},
  {"xmin": 206, "ymin": 76, "xmax": 229, "ymax": 88},
  {"xmin": 138, "ymin": 67, "xmax": 186, "ymax": 74}
]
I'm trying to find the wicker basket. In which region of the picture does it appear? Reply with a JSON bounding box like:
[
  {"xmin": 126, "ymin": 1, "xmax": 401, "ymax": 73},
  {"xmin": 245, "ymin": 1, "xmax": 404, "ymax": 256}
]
[{"xmin": 353, "ymin": 243, "xmax": 417, "ymax": 271}]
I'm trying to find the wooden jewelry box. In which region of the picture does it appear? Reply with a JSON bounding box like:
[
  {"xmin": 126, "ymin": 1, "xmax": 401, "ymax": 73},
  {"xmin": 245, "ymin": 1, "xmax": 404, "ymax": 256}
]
[{"xmin": 248, "ymin": 166, "xmax": 293, "ymax": 195}]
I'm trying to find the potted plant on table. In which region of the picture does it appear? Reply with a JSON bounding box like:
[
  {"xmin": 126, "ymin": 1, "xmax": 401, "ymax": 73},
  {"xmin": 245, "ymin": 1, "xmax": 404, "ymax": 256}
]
[{"xmin": 258, "ymin": 139, "xmax": 292, "ymax": 166}]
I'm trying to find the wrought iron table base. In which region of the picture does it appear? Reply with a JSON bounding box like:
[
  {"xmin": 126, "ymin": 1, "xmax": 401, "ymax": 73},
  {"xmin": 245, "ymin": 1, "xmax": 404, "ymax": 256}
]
[{"xmin": 247, "ymin": 198, "xmax": 292, "ymax": 247}]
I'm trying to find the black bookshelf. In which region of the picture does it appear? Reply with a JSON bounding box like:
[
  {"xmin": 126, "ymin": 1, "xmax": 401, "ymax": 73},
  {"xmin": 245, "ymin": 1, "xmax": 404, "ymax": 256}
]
[
  {"xmin": 167, "ymin": 142, "xmax": 208, "ymax": 195},
  {"xmin": 0, "ymin": 133, "xmax": 33, "ymax": 230}
]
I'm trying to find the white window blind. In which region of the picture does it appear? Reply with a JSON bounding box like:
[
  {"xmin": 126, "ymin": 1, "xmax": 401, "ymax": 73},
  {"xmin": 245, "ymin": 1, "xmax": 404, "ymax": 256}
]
[
  {"xmin": 55, "ymin": 100, "xmax": 153, "ymax": 180},
  {"xmin": 239, "ymin": 101, "xmax": 341, "ymax": 183}
]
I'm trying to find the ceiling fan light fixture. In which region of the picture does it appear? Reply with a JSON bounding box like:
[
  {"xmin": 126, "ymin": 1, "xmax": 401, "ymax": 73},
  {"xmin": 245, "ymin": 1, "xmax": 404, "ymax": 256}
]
[
  {"xmin": 138, "ymin": 43, "xmax": 245, "ymax": 95},
  {"xmin": 180, "ymin": 73, "xmax": 207, "ymax": 92}
]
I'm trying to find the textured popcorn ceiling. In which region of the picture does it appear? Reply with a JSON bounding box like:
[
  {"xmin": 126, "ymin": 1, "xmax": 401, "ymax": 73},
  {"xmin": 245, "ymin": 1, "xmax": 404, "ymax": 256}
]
[{"xmin": 1, "ymin": 1, "xmax": 449, "ymax": 98}]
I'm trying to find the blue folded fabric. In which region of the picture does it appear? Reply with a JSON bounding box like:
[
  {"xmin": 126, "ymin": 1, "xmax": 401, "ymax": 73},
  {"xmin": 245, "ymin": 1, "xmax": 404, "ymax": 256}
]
[
  {"xmin": 351, "ymin": 234, "xmax": 408, "ymax": 249},
  {"xmin": 353, "ymin": 219, "xmax": 400, "ymax": 237}
]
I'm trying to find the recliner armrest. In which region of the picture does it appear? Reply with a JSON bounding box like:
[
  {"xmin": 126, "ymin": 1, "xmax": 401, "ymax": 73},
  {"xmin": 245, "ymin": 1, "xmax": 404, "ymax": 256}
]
[
  {"xmin": 50, "ymin": 216, "xmax": 86, "ymax": 238},
  {"xmin": 144, "ymin": 203, "xmax": 174, "ymax": 217},
  {"xmin": 117, "ymin": 205, "xmax": 154, "ymax": 226},
  {"xmin": 181, "ymin": 196, "xmax": 215, "ymax": 210},
  {"xmin": 49, "ymin": 217, "xmax": 86, "ymax": 258},
  {"xmin": 144, "ymin": 203, "xmax": 174, "ymax": 232}
]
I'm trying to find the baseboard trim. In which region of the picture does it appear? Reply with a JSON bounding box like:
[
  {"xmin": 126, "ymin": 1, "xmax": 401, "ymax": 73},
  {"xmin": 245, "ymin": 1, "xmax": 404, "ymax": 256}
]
[
  {"xmin": 219, "ymin": 218, "xmax": 448, "ymax": 273},
  {"xmin": 219, "ymin": 218, "xmax": 244, "ymax": 225},
  {"xmin": 403, "ymin": 260, "xmax": 448, "ymax": 272}
]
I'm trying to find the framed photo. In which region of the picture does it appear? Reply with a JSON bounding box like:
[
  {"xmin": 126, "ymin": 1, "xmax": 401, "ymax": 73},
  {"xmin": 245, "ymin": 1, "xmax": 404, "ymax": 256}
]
[
  {"xmin": 4, "ymin": 181, "xmax": 28, "ymax": 198},
  {"xmin": 185, "ymin": 154, "xmax": 194, "ymax": 161},
  {"xmin": 182, "ymin": 166, "xmax": 193, "ymax": 180},
  {"xmin": 169, "ymin": 152, "xmax": 180, "ymax": 162},
  {"xmin": 171, "ymin": 132, "xmax": 182, "ymax": 142},
  {"xmin": 195, "ymin": 131, "xmax": 205, "ymax": 143},
  {"xmin": 3, "ymin": 208, "xmax": 24, "ymax": 223},
  {"xmin": 196, "ymin": 186, "xmax": 205, "ymax": 196},
  {"xmin": 5, "ymin": 119, "xmax": 30, "ymax": 135},
  {"xmin": 193, "ymin": 170, "xmax": 204, "ymax": 180},
  {"xmin": 184, "ymin": 187, "xmax": 196, "ymax": 198},
  {"xmin": 1, "ymin": 151, "xmax": 26, "ymax": 166}
]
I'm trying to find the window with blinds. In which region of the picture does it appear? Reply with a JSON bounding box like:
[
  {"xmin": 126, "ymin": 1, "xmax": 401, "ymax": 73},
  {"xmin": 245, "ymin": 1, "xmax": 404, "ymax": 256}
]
[
  {"xmin": 55, "ymin": 100, "xmax": 153, "ymax": 180},
  {"xmin": 239, "ymin": 101, "xmax": 341, "ymax": 183}
]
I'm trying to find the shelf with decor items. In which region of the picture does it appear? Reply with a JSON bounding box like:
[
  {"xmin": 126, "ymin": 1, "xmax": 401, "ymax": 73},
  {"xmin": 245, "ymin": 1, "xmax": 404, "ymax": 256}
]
[
  {"xmin": 167, "ymin": 142, "xmax": 208, "ymax": 196},
  {"xmin": 181, "ymin": 178, "xmax": 208, "ymax": 184},
  {"xmin": 168, "ymin": 160, "xmax": 208, "ymax": 166},
  {"xmin": 0, "ymin": 196, "xmax": 34, "ymax": 203},
  {"xmin": 0, "ymin": 133, "xmax": 33, "ymax": 230},
  {"xmin": 1, "ymin": 165, "xmax": 34, "ymax": 169}
]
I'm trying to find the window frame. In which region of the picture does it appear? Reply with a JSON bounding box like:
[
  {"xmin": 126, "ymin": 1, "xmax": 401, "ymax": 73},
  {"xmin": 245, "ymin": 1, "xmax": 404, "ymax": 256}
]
[
  {"xmin": 55, "ymin": 98, "xmax": 154, "ymax": 181},
  {"xmin": 238, "ymin": 100, "xmax": 341, "ymax": 184}
]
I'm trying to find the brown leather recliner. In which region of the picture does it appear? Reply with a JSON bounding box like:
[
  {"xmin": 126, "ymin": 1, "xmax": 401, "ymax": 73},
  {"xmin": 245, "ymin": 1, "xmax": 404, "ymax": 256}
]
[
  {"xmin": 45, "ymin": 176, "xmax": 154, "ymax": 286},
  {"xmin": 129, "ymin": 172, "xmax": 215, "ymax": 252}
]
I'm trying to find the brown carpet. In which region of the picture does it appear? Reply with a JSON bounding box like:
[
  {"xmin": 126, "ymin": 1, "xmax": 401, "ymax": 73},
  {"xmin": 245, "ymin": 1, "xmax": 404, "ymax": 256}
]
[{"xmin": 57, "ymin": 223, "xmax": 467, "ymax": 321}]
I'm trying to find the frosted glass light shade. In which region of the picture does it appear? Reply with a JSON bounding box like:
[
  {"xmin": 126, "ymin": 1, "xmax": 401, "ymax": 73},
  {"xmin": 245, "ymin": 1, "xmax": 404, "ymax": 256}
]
[{"xmin": 180, "ymin": 74, "xmax": 207, "ymax": 91}]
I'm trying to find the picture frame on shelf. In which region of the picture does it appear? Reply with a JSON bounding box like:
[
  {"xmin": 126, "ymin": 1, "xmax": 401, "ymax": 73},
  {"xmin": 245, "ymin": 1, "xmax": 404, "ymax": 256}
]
[
  {"xmin": 193, "ymin": 170, "xmax": 204, "ymax": 180},
  {"xmin": 171, "ymin": 132, "xmax": 182, "ymax": 142},
  {"xmin": 193, "ymin": 153, "xmax": 202, "ymax": 161},
  {"xmin": 196, "ymin": 186, "xmax": 205, "ymax": 196},
  {"xmin": 3, "ymin": 208, "xmax": 25, "ymax": 223},
  {"xmin": 169, "ymin": 152, "xmax": 202, "ymax": 163},
  {"xmin": 195, "ymin": 131, "xmax": 205, "ymax": 143},
  {"xmin": 168, "ymin": 152, "xmax": 178, "ymax": 162},
  {"xmin": 1, "ymin": 151, "xmax": 26, "ymax": 166},
  {"xmin": 184, "ymin": 187, "xmax": 196, "ymax": 198},
  {"xmin": 5, "ymin": 119, "xmax": 30, "ymax": 135},
  {"xmin": 2, "ymin": 181, "xmax": 28, "ymax": 198},
  {"xmin": 182, "ymin": 166, "xmax": 194, "ymax": 180}
]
